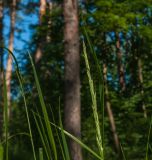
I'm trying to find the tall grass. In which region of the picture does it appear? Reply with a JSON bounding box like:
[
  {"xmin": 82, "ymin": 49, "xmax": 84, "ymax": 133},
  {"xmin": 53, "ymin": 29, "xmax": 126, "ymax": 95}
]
[
  {"xmin": 1, "ymin": 43, "xmax": 104, "ymax": 160},
  {"xmin": 0, "ymin": 47, "xmax": 103, "ymax": 160},
  {"xmin": 1, "ymin": 43, "xmax": 152, "ymax": 160},
  {"xmin": 28, "ymin": 52, "xmax": 103, "ymax": 160},
  {"xmin": 29, "ymin": 53, "xmax": 57, "ymax": 160},
  {"xmin": 83, "ymin": 42, "xmax": 104, "ymax": 159},
  {"xmin": 2, "ymin": 48, "xmax": 37, "ymax": 160},
  {"xmin": 83, "ymin": 26, "xmax": 105, "ymax": 147}
]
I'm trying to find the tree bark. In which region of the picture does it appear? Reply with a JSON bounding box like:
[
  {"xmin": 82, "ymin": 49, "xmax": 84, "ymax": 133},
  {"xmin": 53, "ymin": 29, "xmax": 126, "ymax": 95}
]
[
  {"xmin": 137, "ymin": 58, "xmax": 147, "ymax": 118},
  {"xmin": 131, "ymin": 35, "xmax": 147, "ymax": 118},
  {"xmin": 63, "ymin": 0, "xmax": 82, "ymax": 160},
  {"xmin": 103, "ymin": 63, "xmax": 120, "ymax": 153},
  {"xmin": 116, "ymin": 33, "xmax": 126, "ymax": 93},
  {"xmin": 0, "ymin": 0, "xmax": 3, "ymax": 138},
  {"xmin": 5, "ymin": 0, "xmax": 16, "ymax": 119},
  {"xmin": 35, "ymin": 0, "xmax": 47, "ymax": 63}
]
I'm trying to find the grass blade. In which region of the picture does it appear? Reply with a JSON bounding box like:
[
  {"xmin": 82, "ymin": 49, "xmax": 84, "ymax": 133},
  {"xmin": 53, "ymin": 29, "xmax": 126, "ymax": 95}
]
[
  {"xmin": 58, "ymin": 99, "xmax": 70, "ymax": 160},
  {"xmin": 33, "ymin": 113, "xmax": 51, "ymax": 160},
  {"xmin": 1, "ymin": 48, "xmax": 37, "ymax": 160},
  {"xmin": 33, "ymin": 112, "xmax": 102, "ymax": 159},
  {"xmin": 16, "ymin": 70, "xmax": 37, "ymax": 160},
  {"xmin": 3, "ymin": 73, "xmax": 8, "ymax": 160},
  {"xmin": 28, "ymin": 53, "xmax": 57, "ymax": 160},
  {"xmin": 120, "ymin": 143, "xmax": 127, "ymax": 160},
  {"xmin": 83, "ymin": 41, "xmax": 103, "ymax": 159},
  {"xmin": 39, "ymin": 148, "xmax": 44, "ymax": 160},
  {"xmin": 49, "ymin": 104, "xmax": 66, "ymax": 160},
  {"xmin": 0, "ymin": 144, "xmax": 3, "ymax": 160},
  {"xmin": 83, "ymin": 24, "xmax": 105, "ymax": 150},
  {"xmin": 145, "ymin": 117, "xmax": 152, "ymax": 160}
]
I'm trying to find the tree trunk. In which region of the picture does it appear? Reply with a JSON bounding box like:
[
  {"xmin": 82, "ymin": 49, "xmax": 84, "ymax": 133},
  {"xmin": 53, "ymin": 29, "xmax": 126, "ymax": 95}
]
[
  {"xmin": 5, "ymin": 0, "xmax": 16, "ymax": 119},
  {"xmin": 63, "ymin": 0, "xmax": 82, "ymax": 160},
  {"xmin": 137, "ymin": 58, "xmax": 147, "ymax": 118},
  {"xmin": 116, "ymin": 33, "xmax": 126, "ymax": 93},
  {"xmin": 103, "ymin": 63, "xmax": 120, "ymax": 152},
  {"xmin": 0, "ymin": 0, "xmax": 3, "ymax": 138},
  {"xmin": 35, "ymin": 0, "xmax": 46, "ymax": 63}
]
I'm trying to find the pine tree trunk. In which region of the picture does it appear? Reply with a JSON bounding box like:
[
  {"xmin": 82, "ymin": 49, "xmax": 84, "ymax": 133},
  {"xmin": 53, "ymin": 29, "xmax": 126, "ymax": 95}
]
[
  {"xmin": 137, "ymin": 58, "xmax": 147, "ymax": 118},
  {"xmin": 35, "ymin": 0, "xmax": 46, "ymax": 63},
  {"xmin": 6, "ymin": 0, "xmax": 16, "ymax": 119},
  {"xmin": 116, "ymin": 33, "xmax": 126, "ymax": 92},
  {"xmin": 0, "ymin": 0, "xmax": 3, "ymax": 138},
  {"xmin": 103, "ymin": 63, "xmax": 120, "ymax": 152},
  {"xmin": 63, "ymin": 0, "xmax": 82, "ymax": 160}
]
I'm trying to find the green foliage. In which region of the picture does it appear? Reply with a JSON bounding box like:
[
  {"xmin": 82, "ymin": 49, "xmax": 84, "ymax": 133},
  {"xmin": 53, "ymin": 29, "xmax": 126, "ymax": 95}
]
[
  {"xmin": 1, "ymin": 0, "xmax": 152, "ymax": 159},
  {"xmin": 0, "ymin": 144, "xmax": 3, "ymax": 160}
]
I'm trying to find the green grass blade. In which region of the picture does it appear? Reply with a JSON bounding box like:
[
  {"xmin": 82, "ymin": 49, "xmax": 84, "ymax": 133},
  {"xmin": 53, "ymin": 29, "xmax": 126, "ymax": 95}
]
[
  {"xmin": 1, "ymin": 47, "xmax": 37, "ymax": 160},
  {"xmin": 145, "ymin": 117, "xmax": 152, "ymax": 160},
  {"xmin": 39, "ymin": 148, "xmax": 44, "ymax": 160},
  {"xmin": 1, "ymin": 132, "xmax": 30, "ymax": 145},
  {"xmin": 83, "ymin": 41, "xmax": 103, "ymax": 159},
  {"xmin": 0, "ymin": 143, "xmax": 4, "ymax": 160},
  {"xmin": 33, "ymin": 112, "xmax": 102, "ymax": 159},
  {"xmin": 28, "ymin": 53, "xmax": 57, "ymax": 160},
  {"xmin": 3, "ymin": 73, "xmax": 8, "ymax": 160},
  {"xmin": 16, "ymin": 70, "xmax": 37, "ymax": 160},
  {"xmin": 58, "ymin": 99, "xmax": 70, "ymax": 160},
  {"xmin": 49, "ymin": 104, "xmax": 66, "ymax": 160},
  {"xmin": 38, "ymin": 113, "xmax": 52, "ymax": 160},
  {"xmin": 83, "ymin": 25, "xmax": 105, "ymax": 150},
  {"xmin": 120, "ymin": 143, "xmax": 127, "ymax": 160},
  {"xmin": 62, "ymin": 126, "xmax": 102, "ymax": 160},
  {"xmin": 34, "ymin": 107, "xmax": 66, "ymax": 160},
  {"xmin": 33, "ymin": 113, "xmax": 51, "ymax": 160},
  {"xmin": 49, "ymin": 121, "xmax": 102, "ymax": 160}
]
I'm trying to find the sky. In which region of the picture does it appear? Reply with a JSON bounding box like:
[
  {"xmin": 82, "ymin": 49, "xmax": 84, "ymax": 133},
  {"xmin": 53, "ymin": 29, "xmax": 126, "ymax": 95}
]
[{"xmin": 3, "ymin": 0, "xmax": 39, "ymax": 69}]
